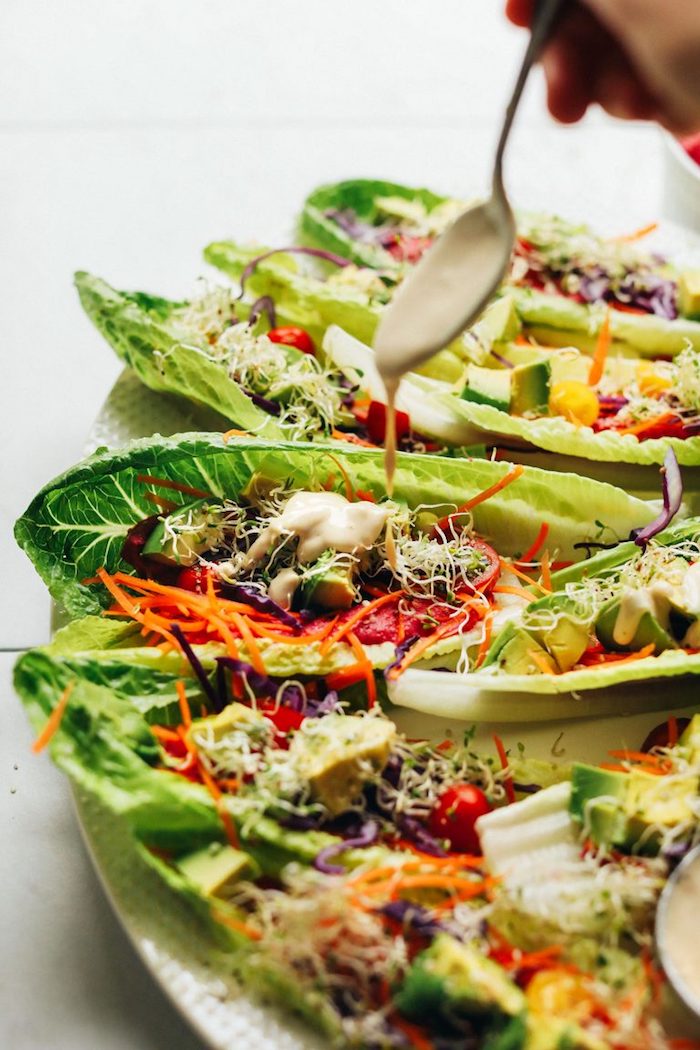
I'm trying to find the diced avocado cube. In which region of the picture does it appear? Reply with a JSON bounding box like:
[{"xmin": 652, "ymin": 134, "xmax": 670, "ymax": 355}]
[
  {"xmin": 524, "ymin": 1012, "xmax": 607, "ymax": 1050},
  {"xmin": 290, "ymin": 714, "xmax": 395, "ymax": 816},
  {"xmin": 477, "ymin": 295, "xmax": 522, "ymax": 344},
  {"xmin": 395, "ymin": 934, "xmax": 526, "ymax": 1021},
  {"xmin": 301, "ymin": 559, "xmax": 357, "ymax": 611},
  {"xmin": 462, "ymin": 364, "xmax": 511, "ymax": 412},
  {"xmin": 510, "ymin": 359, "xmax": 551, "ymax": 416},
  {"xmin": 142, "ymin": 498, "xmax": 214, "ymax": 566},
  {"xmin": 530, "ymin": 616, "xmax": 589, "ymax": 673},
  {"xmin": 176, "ymin": 842, "xmax": 257, "ymax": 898},
  {"xmin": 679, "ymin": 270, "xmax": 700, "ymax": 320},
  {"xmin": 594, "ymin": 598, "xmax": 676, "ymax": 655},
  {"xmin": 416, "ymin": 347, "xmax": 468, "ymax": 384},
  {"xmin": 490, "ymin": 627, "xmax": 557, "ymax": 676},
  {"xmin": 189, "ymin": 702, "xmax": 265, "ymax": 744},
  {"xmin": 570, "ymin": 762, "xmax": 699, "ymax": 854}
]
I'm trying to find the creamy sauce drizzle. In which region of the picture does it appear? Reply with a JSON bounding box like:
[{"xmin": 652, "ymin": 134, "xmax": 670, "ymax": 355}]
[
  {"xmin": 245, "ymin": 491, "xmax": 390, "ymax": 568},
  {"xmin": 383, "ymin": 377, "xmax": 399, "ymax": 498},
  {"xmin": 662, "ymin": 852, "xmax": 700, "ymax": 1010},
  {"xmin": 267, "ymin": 567, "xmax": 300, "ymax": 610},
  {"xmin": 613, "ymin": 563, "xmax": 700, "ymax": 648}
]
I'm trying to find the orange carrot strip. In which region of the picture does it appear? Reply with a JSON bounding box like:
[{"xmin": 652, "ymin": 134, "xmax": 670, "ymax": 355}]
[
  {"xmin": 331, "ymin": 429, "xmax": 377, "ymax": 449},
  {"xmin": 216, "ymin": 799, "xmax": 240, "ymax": 849},
  {"xmin": 499, "ymin": 560, "xmax": 549, "ymax": 594},
  {"xmin": 32, "ymin": 681, "xmax": 76, "ymax": 754},
  {"xmin": 435, "ymin": 464, "xmax": 524, "ymax": 533},
  {"xmin": 493, "ymin": 584, "xmax": 536, "ymax": 602},
  {"xmin": 176, "ymin": 680, "xmax": 192, "ymax": 727},
  {"xmin": 221, "ymin": 429, "xmax": 250, "ymax": 443},
  {"xmin": 230, "ymin": 612, "xmax": 266, "ymax": 674},
  {"xmin": 97, "ymin": 567, "xmax": 144, "ymax": 620},
  {"xmin": 611, "ymin": 221, "xmax": 658, "ymax": 243},
  {"xmin": 539, "ymin": 550, "xmax": 552, "ymax": 593},
  {"xmin": 151, "ymin": 725, "xmax": 181, "ymax": 743},
  {"xmin": 211, "ymin": 910, "xmax": 262, "ymax": 941},
  {"xmin": 668, "ymin": 716, "xmax": 679, "ymax": 747},
  {"xmin": 587, "ymin": 643, "xmax": 655, "ymax": 667},
  {"xmin": 390, "ymin": 1017, "xmax": 433, "ymax": 1050},
  {"xmin": 325, "ymin": 453, "xmax": 355, "ymax": 502},
  {"xmin": 143, "ymin": 491, "xmax": 179, "ymax": 513},
  {"xmin": 136, "ymin": 474, "xmax": 211, "ymax": 499},
  {"xmin": 385, "ymin": 613, "xmax": 464, "ymax": 682},
  {"xmin": 320, "ymin": 592, "xmax": 403, "ymax": 655},
  {"xmin": 519, "ymin": 522, "xmax": 549, "ymax": 564},
  {"xmin": 494, "ymin": 734, "xmax": 515, "ymax": 804},
  {"xmin": 346, "ymin": 631, "xmax": 376, "ymax": 708},
  {"xmin": 588, "ymin": 309, "xmax": 611, "ymax": 386},
  {"xmin": 326, "ymin": 662, "xmax": 368, "ymax": 691},
  {"xmin": 618, "ymin": 412, "xmax": 676, "ymax": 437},
  {"xmin": 474, "ymin": 611, "xmax": 494, "ymax": 670}
]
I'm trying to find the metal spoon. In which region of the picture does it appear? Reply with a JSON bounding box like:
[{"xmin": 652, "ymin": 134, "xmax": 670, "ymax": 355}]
[
  {"xmin": 655, "ymin": 843, "xmax": 700, "ymax": 1028},
  {"xmin": 374, "ymin": 0, "xmax": 568, "ymax": 383}
]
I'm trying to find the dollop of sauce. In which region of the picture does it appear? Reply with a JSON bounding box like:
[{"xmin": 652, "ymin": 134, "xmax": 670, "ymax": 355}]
[
  {"xmin": 267, "ymin": 567, "xmax": 300, "ymax": 610},
  {"xmin": 245, "ymin": 491, "xmax": 390, "ymax": 567},
  {"xmin": 613, "ymin": 563, "xmax": 700, "ymax": 647},
  {"xmin": 660, "ymin": 850, "xmax": 700, "ymax": 1013}
]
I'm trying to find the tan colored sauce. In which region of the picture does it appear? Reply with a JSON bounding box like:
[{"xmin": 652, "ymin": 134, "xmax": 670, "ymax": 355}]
[
  {"xmin": 613, "ymin": 583, "xmax": 673, "ymax": 646},
  {"xmin": 383, "ymin": 377, "xmax": 399, "ymax": 498},
  {"xmin": 662, "ymin": 852, "xmax": 700, "ymax": 1010},
  {"xmin": 245, "ymin": 491, "xmax": 389, "ymax": 568},
  {"xmin": 267, "ymin": 568, "xmax": 300, "ymax": 610}
]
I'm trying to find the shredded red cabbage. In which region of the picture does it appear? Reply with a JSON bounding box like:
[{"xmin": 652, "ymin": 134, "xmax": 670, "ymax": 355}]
[
  {"xmin": 247, "ymin": 294, "xmax": 277, "ymax": 329},
  {"xmin": 396, "ymin": 815, "xmax": 448, "ymax": 857},
  {"xmin": 170, "ymin": 623, "xmax": 222, "ymax": 711},
  {"xmin": 489, "ymin": 349, "xmax": 515, "ymax": 369},
  {"xmin": 313, "ymin": 819, "xmax": 379, "ymax": 875},
  {"xmin": 380, "ymin": 900, "xmax": 446, "ymax": 939},
  {"xmin": 631, "ymin": 448, "xmax": 683, "ymax": 548},
  {"xmin": 223, "ymin": 583, "xmax": 299, "ymax": 628},
  {"xmin": 384, "ymin": 634, "xmax": 420, "ymax": 679},
  {"xmin": 239, "ymin": 246, "xmax": 351, "ymax": 297}
]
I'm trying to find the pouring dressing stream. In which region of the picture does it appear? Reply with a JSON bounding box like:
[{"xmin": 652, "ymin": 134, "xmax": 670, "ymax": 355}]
[{"xmin": 373, "ymin": 0, "xmax": 567, "ymax": 493}]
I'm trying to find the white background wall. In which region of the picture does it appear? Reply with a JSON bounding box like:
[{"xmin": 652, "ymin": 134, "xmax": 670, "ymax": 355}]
[{"xmin": 1, "ymin": 2, "xmax": 663, "ymax": 1047}]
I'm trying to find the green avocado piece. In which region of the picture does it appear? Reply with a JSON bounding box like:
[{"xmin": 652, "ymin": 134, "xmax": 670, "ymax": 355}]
[
  {"xmin": 462, "ymin": 364, "xmax": 511, "ymax": 412},
  {"xmin": 679, "ymin": 270, "xmax": 700, "ymax": 321},
  {"xmin": 176, "ymin": 842, "xmax": 258, "ymax": 898},
  {"xmin": 395, "ymin": 934, "xmax": 526, "ymax": 1022},
  {"xmin": 594, "ymin": 597, "xmax": 676, "ymax": 655},
  {"xmin": 416, "ymin": 346, "xmax": 468, "ymax": 384},
  {"xmin": 289, "ymin": 713, "xmax": 395, "ymax": 816},
  {"xmin": 530, "ymin": 616, "xmax": 589, "ymax": 673},
  {"xmin": 142, "ymin": 498, "xmax": 213, "ymax": 566},
  {"xmin": 489, "ymin": 626, "xmax": 557, "ymax": 676},
  {"xmin": 188, "ymin": 702, "xmax": 266, "ymax": 744},
  {"xmin": 477, "ymin": 295, "xmax": 522, "ymax": 344},
  {"xmin": 570, "ymin": 762, "xmax": 699, "ymax": 854},
  {"xmin": 300, "ymin": 558, "xmax": 357, "ymax": 611},
  {"xmin": 510, "ymin": 359, "xmax": 551, "ymax": 416},
  {"xmin": 240, "ymin": 472, "xmax": 281, "ymax": 507}
]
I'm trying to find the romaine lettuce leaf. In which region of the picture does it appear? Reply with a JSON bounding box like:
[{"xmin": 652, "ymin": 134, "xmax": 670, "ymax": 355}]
[
  {"xmin": 15, "ymin": 433, "xmax": 655, "ymax": 618},
  {"xmin": 75, "ymin": 271, "xmax": 284, "ymax": 437}
]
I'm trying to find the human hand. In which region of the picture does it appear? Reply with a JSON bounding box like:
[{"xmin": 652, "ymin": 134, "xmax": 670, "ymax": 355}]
[{"xmin": 506, "ymin": 0, "xmax": 700, "ymax": 134}]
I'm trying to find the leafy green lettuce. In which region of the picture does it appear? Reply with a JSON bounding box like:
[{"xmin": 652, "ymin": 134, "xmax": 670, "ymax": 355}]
[
  {"xmin": 15, "ymin": 433, "xmax": 654, "ymax": 618},
  {"xmin": 75, "ymin": 272, "xmax": 285, "ymax": 436}
]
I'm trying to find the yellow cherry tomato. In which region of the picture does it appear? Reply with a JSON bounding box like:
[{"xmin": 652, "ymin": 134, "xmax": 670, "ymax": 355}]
[
  {"xmin": 636, "ymin": 361, "xmax": 672, "ymax": 397},
  {"xmin": 548, "ymin": 380, "xmax": 600, "ymax": 426},
  {"xmin": 526, "ymin": 970, "xmax": 595, "ymax": 1021}
]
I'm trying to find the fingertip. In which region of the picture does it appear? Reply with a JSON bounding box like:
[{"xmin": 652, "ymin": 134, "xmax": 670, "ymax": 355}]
[{"xmin": 541, "ymin": 43, "xmax": 592, "ymax": 124}]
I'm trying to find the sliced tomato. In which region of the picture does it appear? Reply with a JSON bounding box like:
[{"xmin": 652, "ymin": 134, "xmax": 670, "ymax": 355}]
[
  {"xmin": 177, "ymin": 565, "xmax": 219, "ymax": 594},
  {"xmin": 429, "ymin": 530, "xmax": 500, "ymax": 597},
  {"xmin": 258, "ymin": 701, "xmax": 305, "ymax": 747},
  {"xmin": 428, "ymin": 783, "xmax": 492, "ymax": 854},
  {"xmin": 366, "ymin": 400, "xmax": 411, "ymax": 444},
  {"xmin": 386, "ymin": 234, "xmax": 432, "ymax": 263},
  {"xmin": 267, "ymin": 325, "xmax": 315, "ymax": 355}
]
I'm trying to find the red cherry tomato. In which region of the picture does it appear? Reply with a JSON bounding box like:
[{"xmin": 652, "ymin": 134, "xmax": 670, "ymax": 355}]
[
  {"xmin": 258, "ymin": 701, "xmax": 305, "ymax": 748},
  {"xmin": 386, "ymin": 234, "xmax": 433, "ymax": 264},
  {"xmin": 428, "ymin": 783, "xmax": 492, "ymax": 854},
  {"xmin": 176, "ymin": 565, "xmax": 218, "ymax": 594},
  {"xmin": 267, "ymin": 326, "xmax": 315, "ymax": 355},
  {"xmin": 366, "ymin": 400, "xmax": 411, "ymax": 444}
]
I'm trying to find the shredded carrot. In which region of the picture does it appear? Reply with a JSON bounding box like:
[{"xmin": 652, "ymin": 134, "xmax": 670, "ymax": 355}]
[
  {"xmin": 588, "ymin": 643, "xmax": 655, "ymax": 667},
  {"xmin": 32, "ymin": 680, "xmax": 76, "ymax": 754},
  {"xmin": 331, "ymin": 429, "xmax": 376, "ymax": 449},
  {"xmin": 499, "ymin": 559, "xmax": 549, "ymax": 594},
  {"xmin": 326, "ymin": 662, "xmax": 370, "ymax": 692},
  {"xmin": 216, "ymin": 798, "xmax": 240, "ymax": 848},
  {"xmin": 211, "ymin": 909, "xmax": 262, "ymax": 941},
  {"xmin": 434, "ymin": 464, "xmax": 524, "ymax": 533},
  {"xmin": 385, "ymin": 613, "xmax": 465, "ymax": 681},
  {"xmin": 608, "ymin": 749, "xmax": 666, "ymax": 765},
  {"xmin": 493, "ymin": 584, "xmax": 536, "ymax": 602},
  {"xmin": 474, "ymin": 611, "xmax": 494, "ymax": 669},
  {"xmin": 530, "ymin": 650, "xmax": 556, "ymax": 675},
  {"xmin": 355, "ymin": 488, "xmax": 377, "ymax": 502},
  {"xmin": 320, "ymin": 591, "xmax": 403, "ymax": 655},
  {"xmin": 136, "ymin": 474, "xmax": 211, "ymax": 499},
  {"xmin": 143, "ymin": 491, "xmax": 179, "ymax": 513},
  {"xmin": 217, "ymin": 777, "xmax": 240, "ymax": 792},
  {"xmin": 151, "ymin": 725, "xmax": 181, "ymax": 743},
  {"xmin": 668, "ymin": 715, "xmax": 679, "ymax": 747},
  {"xmin": 611, "ymin": 221, "xmax": 658, "ymax": 243},
  {"xmin": 230, "ymin": 611, "xmax": 266, "ymax": 674},
  {"xmin": 221, "ymin": 429, "xmax": 250, "ymax": 443},
  {"xmin": 618, "ymin": 411, "xmax": 676, "ymax": 437},
  {"xmin": 539, "ymin": 549, "xmax": 552, "ymax": 592},
  {"xmin": 390, "ymin": 1017, "xmax": 434, "ymax": 1050},
  {"xmin": 494, "ymin": 735, "xmax": 515, "ymax": 804},
  {"xmin": 176, "ymin": 680, "xmax": 192, "ymax": 727},
  {"xmin": 325, "ymin": 453, "xmax": 355, "ymax": 502},
  {"xmin": 588, "ymin": 309, "xmax": 611, "ymax": 386},
  {"xmin": 508, "ymin": 945, "xmax": 563, "ymax": 971},
  {"xmin": 519, "ymin": 522, "xmax": 549, "ymax": 564},
  {"xmin": 346, "ymin": 631, "xmax": 376, "ymax": 707}
]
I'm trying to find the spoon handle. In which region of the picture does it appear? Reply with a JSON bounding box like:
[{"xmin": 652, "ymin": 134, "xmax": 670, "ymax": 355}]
[{"xmin": 493, "ymin": 0, "xmax": 569, "ymax": 192}]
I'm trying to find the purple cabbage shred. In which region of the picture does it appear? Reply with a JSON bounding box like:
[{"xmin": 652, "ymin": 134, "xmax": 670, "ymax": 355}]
[
  {"xmin": 630, "ymin": 447, "xmax": 683, "ymax": 548},
  {"xmin": 313, "ymin": 820, "xmax": 379, "ymax": 875}
]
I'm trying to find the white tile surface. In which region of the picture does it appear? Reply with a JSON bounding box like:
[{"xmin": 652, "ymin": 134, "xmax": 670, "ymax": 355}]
[{"xmin": 1, "ymin": 5, "xmax": 669, "ymax": 1045}]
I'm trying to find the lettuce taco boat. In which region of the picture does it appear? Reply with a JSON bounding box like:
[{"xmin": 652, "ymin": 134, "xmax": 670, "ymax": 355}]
[
  {"xmin": 14, "ymin": 434, "xmax": 659, "ymax": 712},
  {"xmin": 300, "ymin": 177, "xmax": 700, "ymax": 358},
  {"xmin": 14, "ymin": 637, "xmax": 700, "ymax": 1048}
]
